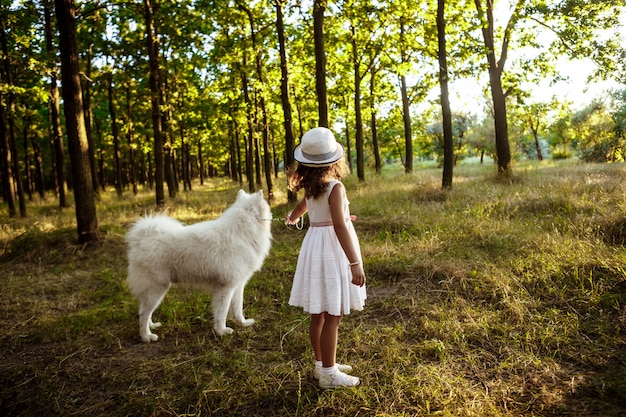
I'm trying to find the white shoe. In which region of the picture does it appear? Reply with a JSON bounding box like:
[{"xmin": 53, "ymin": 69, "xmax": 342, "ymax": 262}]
[
  {"xmin": 314, "ymin": 363, "xmax": 353, "ymax": 380},
  {"xmin": 319, "ymin": 369, "xmax": 360, "ymax": 389}
]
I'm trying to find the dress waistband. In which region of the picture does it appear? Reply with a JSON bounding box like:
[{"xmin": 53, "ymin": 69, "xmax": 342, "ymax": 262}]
[{"xmin": 310, "ymin": 217, "xmax": 351, "ymax": 227}]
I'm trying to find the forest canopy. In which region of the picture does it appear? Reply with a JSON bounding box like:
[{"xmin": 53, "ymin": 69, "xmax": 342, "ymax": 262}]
[{"xmin": 0, "ymin": 0, "xmax": 625, "ymax": 240}]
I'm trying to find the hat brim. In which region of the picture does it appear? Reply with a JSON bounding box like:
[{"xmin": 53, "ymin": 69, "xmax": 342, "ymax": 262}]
[{"xmin": 293, "ymin": 143, "xmax": 345, "ymax": 167}]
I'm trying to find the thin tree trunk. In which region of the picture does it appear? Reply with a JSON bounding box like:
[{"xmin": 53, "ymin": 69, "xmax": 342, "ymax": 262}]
[
  {"xmin": 399, "ymin": 17, "xmax": 413, "ymax": 173},
  {"xmin": 351, "ymin": 25, "xmax": 365, "ymax": 182},
  {"xmin": 31, "ymin": 129, "xmax": 45, "ymax": 199},
  {"xmin": 107, "ymin": 73, "xmax": 123, "ymax": 197},
  {"xmin": 276, "ymin": 0, "xmax": 297, "ymax": 202},
  {"xmin": 370, "ymin": 65, "xmax": 381, "ymax": 175},
  {"xmin": 45, "ymin": 0, "xmax": 67, "ymax": 207},
  {"xmin": 144, "ymin": 0, "xmax": 165, "ymax": 207},
  {"xmin": 530, "ymin": 123, "xmax": 544, "ymax": 161},
  {"xmin": 241, "ymin": 68, "xmax": 255, "ymax": 193},
  {"xmin": 345, "ymin": 110, "xmax": 352, "ymax": 171},
  {"xmin": 400, "ymin": 75, "xmax": 412, "ymax": 173},
  {"xmin": 1, "ymin": 18, "xmax": 26, "ymax": 217},
  {"xmin": 438, "ymin": 0, "xmax": 454, "ymax": 189},
  {"xmin": 313, "ymin": 0, "xmax": 328, "ymax": 127},
  {"xmin": 160, "ymin": 59, "xmax": 177, "ymax": 198},
  {"xmin": 0, "ymin": 82, "xmax": 16, "ymax": 217},
  {"xmin": 22, "ymin": 121, "xmax": 33, "ymax": 200},
  {"xmin": 83, "ymin": 40, "xmax": 99, "ymax": 194},
  {"xmin": 126, "ymin": 84, "xmax": 138, "ymax": 194},
  {"xmin": 238, "ymin": 1, "xmax": 273, "ymax": 199}
]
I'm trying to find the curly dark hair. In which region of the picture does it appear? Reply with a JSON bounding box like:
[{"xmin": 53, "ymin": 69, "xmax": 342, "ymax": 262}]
[{"xmin": 287, "ymin": 159, "xmax": 349, "ymax": 199}]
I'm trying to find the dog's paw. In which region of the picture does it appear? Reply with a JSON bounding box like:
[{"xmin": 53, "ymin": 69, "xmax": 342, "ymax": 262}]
[
  {"xmin": 215, "ymin": 326, "xmax": 234, "ymax": 336},
  {"xmin": 149, "ymin": 321, "xmax": 162, "ymax": 329},
  {"xmin": 241, "ymin": 318, "xmax": 255, "ymax": 327},
  {"xmin": 141, "ymin": 333, "xmax": 159, "ymax": 343}
]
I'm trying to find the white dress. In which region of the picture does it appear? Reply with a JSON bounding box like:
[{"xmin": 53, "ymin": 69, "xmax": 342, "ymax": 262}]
[{"xmin": 289, "ymin": 180, "xmax": 367, "ymax": 316}]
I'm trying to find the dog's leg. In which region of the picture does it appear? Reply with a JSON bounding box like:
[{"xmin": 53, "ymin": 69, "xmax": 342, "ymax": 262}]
[
  {"xmin": 138, "ymin": 285, "xmax": 169, "ymax": 343},
  {"xmin": 212, "ymin": 285, "xmax": 235, "ymax": 336},
  {"xmin": 230, "ymin": 280, "xmax": 255, "ymax": 327}
]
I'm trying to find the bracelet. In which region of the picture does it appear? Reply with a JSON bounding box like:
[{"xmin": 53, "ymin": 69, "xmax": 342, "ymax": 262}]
[{"xmin": 349, "ymin": 261, "xmax": 360, "ymax": 266}]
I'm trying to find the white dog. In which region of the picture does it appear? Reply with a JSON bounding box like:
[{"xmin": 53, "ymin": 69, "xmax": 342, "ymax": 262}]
[{"xmin": 125, "ymin": 190, "xmax": 272, "ymax": 342}]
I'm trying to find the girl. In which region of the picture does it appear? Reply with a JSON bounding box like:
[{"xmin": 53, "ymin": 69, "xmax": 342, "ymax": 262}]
[{"xmin": 286, "ymin": 127, "xmax": 367, "ymax": 389}]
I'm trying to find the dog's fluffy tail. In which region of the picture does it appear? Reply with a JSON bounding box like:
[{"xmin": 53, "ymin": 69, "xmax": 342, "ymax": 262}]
[{"xmin": 125, "ymin": 213, "xmax": 184, "ymax": 244}]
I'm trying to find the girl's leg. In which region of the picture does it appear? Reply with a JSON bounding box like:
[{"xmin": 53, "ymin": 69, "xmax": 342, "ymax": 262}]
[
  {"xmin": 310, "ymin": 313, "xmax": 325, "ymax": 362},
  {"xmin": 319, "ymin": 313, "xmax": 342, "ymax": 367},
  {"xmin": 317, "ymin": 312, "xmax": 359, "ymax": 388}
]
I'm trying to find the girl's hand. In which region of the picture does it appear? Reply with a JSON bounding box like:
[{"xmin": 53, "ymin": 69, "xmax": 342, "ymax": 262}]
[
  {"xmin": 350, "ymin": 263, "xmax": 366, "ymax": 287},
  {"xmin": 285, "ymin": 212, "xmax": 299, "ymax": 226}
]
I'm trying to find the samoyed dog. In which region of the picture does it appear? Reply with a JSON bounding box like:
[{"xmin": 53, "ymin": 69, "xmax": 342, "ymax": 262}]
[{"xmin": 126, "ymin": 190, "xmax": 272, "ymax": 342}]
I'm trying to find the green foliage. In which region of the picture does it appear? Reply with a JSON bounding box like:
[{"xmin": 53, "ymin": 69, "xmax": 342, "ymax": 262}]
[{"xmin": 572, "ymin": 100, "xmax": 625, "ymax": 162}]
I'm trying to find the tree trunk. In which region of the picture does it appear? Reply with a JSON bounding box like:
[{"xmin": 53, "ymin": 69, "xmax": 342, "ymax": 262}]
[
  {"xmin": 238, "ymin": 1, "xmax": 273, "ymax": 200},
  {"xmin": 399, "ymin": 17, "xmax": 413, "ymax": 173},
  {"xmin": 351, "ymin": 25, "xmax": 365, "ymax": 182},
  {"xmin": 95, "ymin": 118, "xmax": 106, "ymax": 191},
  {"xmin": 83, "ymin": 40, "xmax": 99, "ymax": 194},
  {"xmin": 370, "ymin": 65, "xmax": 381, "ymax": 175},
  {"xmin": 45, "ymin": 0, "xmax": 67, "ymax": 208},
  {"xmin": 126, "ymin": 84, "xmax": 138, "ymax": 194},
  {"xmin": 198, "ymin": 139, "xmax": 207, "ymax": 185},
  {"xmin": 31, "ymin": 131, "xmax": 45, "ymax": 199},
  {"xmin": 160, "ymin": 61, "xmax": 177, "ymax": 198},
  {"xmin": 241, "ymin": 68, "xmax": 255, "ymax": 193},
  {"xmin": 1, "ymin": 17, "xmax": 26, "ymax": 217},
  {"xmin": 0, "ymin": 82, "xmax": 16, "ymax": 217},
  {"xmin": 107, "ymin": 73, "xmax": 123, "ymax": 197},
  {"xmin": 345, "ymin": 109, "xmax": 352, "ymax": 171},
  {"xmin": 474, "ymin": 0, "xmax": 511, "ymax": 174},
  {"xmin": 400, "ymin": 75, "xmax": 412, "ymax": 173},
  {"xmin": 54, "ymin": 0, "xmax": 99, "ymax": 244},
  {"xmin": 22, "ymin": 121, "xmax": 33, "ymax": 200},
  {"xmin": 313, "ymin": 0, "xmax": 329, "ymax": 128},
  {"xmin": 530, "ymin": 124, "xmax": 544, "ymax": 161},
  {"xmin": 438, "ymin": 0, "xmax": 454, "ymax": 189},
  {"xmin": 144, "ymin": 0, "xmax": 165, "ymax": 207},
  {"xmin": 275, "ymin": 0, "xmax": 297, "ymax": 202}
]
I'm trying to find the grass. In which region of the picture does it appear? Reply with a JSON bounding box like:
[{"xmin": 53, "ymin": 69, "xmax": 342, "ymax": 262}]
[{"xmin": 1, "ymin": 160, "xmax": 625, "ymax": 416}]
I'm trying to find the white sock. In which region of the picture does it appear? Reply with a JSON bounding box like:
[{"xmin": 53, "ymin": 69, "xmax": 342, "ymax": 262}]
[
  {"xmin": 320, "ymin": 365, "xmax": 337, "ymax": 376},
  {"xmin": 315, "ymin": 360, "xmax": 323, "ymax": 368}
]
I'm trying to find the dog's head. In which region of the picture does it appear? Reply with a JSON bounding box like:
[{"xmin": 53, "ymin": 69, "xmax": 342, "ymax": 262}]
[{"xmin": 235, "ymin": 189, "xmax": 272, "ymax": 227}]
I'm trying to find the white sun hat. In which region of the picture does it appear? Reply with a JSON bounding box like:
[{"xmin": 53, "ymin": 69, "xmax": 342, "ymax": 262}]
[{"xmin": 293, "ymin": 127, "xmax": 344, "ymax": 167}]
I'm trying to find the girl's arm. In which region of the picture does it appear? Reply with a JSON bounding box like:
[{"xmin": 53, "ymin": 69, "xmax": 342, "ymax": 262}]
[
  {"xmin": 329, "ymin": 183, "xmax": 366, "ymax": 287},
  {"xmin": 286, "ymin": 198, "xmax": 307, "ymax": 225}
]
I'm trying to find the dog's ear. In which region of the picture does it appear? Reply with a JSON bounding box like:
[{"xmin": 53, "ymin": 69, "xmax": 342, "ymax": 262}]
[
  {"xmin": 256, "ymin": 190, "xmax": 264, "ymax": 198},
  {"xmin": 237, "ymin": 189, "xmax": 246, "ymax": 200}
]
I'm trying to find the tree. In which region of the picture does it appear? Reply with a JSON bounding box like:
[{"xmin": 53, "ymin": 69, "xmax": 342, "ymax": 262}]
[
  {"xmin": 1, "ymin": 12, "xmax": 26, "ymax": 217},
  {"xmin": 339, "ymin": 0, "xmax": 387, "ymax": 181},
  {"xmin": 437, "ymin": 0, "xmax": 454, "ymax": 189},
  {"xmin": 275, "ymin": 0, "xmax": 297, "ymax": 202},
  {"xmin": 313, "ymin": 0, "xmax": 329, "ymax": 127},
  {"xmin": 472, "ymin": 0, "xmax": 514, "ymax": 174},
  {"xmin": 44, "ymin": 0, "xmax": 68, "ymax": 207},
  {"xmin": 0, "ymin": 73, "xmax": 16, "ymax": 217},
  {"xmin": 472, "ymin": 0, "xmax": 623, "ymax": 174},
  {"xmin": 143, "ymin": 0, "xmax": 165, "ymax": 207},
  {"xmin": 54, "ymin": 0, "xmax": 99, "ymax": 243},
  {"xmin": 237, "ymin": 0, "xmax": 274, "ymax": 200}
]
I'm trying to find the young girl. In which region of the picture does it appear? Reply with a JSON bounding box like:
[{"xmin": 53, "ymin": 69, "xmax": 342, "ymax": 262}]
[{"xmin": 286, "ymin": 127, "xmax": 367, "ymax": 389}]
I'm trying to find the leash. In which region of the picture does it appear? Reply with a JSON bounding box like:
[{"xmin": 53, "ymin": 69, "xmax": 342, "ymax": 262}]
[
  {"xmin": 262, "ymin": 215, "xmax": 356, "ymax": 231},
  {"xmin": 261, "ymin": 216, "xmax": 304, "ymax": 230}
]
